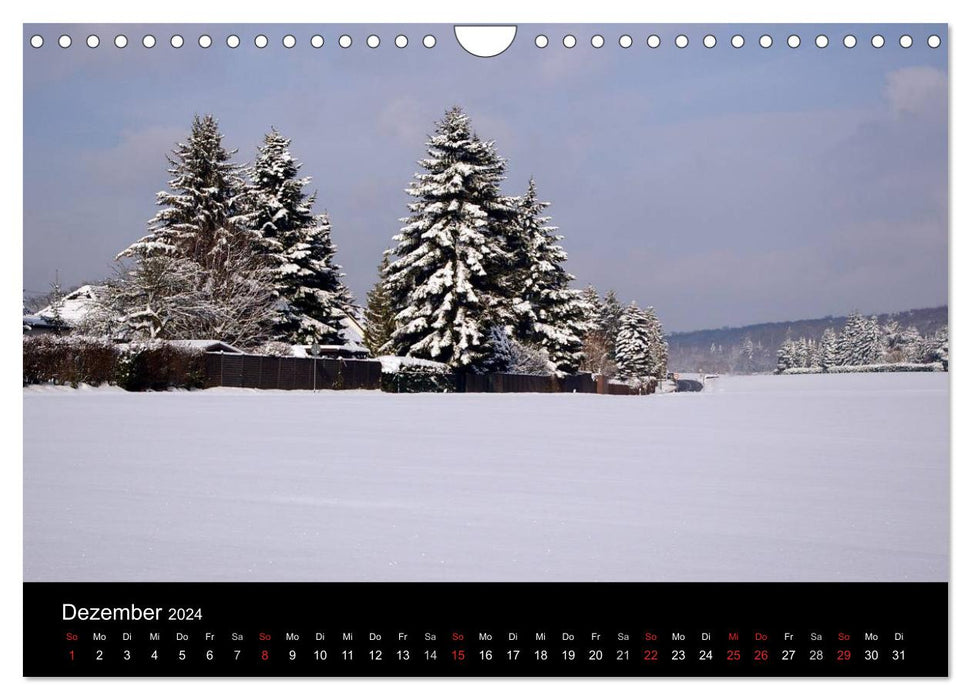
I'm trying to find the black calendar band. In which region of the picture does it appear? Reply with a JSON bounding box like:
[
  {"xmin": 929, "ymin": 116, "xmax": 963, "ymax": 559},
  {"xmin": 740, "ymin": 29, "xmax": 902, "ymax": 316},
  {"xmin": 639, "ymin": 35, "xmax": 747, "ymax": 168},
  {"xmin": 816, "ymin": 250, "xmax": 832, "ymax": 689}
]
[{"xmin": 24, "ymin": 582, "xmax": 948, "ymax": 677}]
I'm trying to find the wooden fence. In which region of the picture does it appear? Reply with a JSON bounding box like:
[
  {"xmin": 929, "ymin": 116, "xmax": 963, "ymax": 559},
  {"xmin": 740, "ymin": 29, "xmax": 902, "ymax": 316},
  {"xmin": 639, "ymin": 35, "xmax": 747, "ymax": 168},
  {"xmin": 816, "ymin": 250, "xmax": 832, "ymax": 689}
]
[
  {"xmin": 457, "ymin": 372, "xmax": 599, "ymax": 394},
  {"xmin": 202, "ymin": 353, "xmax": 657, "ymax": 396},
  {"xmin": 203, "ymin": 353, "xmax": 382, "ymax": 391}
]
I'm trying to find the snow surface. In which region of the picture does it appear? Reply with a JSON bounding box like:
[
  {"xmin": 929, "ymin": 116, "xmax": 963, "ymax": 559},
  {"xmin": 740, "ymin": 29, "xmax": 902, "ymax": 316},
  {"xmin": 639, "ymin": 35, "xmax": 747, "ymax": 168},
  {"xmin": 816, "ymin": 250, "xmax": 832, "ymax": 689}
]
[{"xmin": 23, "ymin": 372, "xmax": 948, "ymax": 582}]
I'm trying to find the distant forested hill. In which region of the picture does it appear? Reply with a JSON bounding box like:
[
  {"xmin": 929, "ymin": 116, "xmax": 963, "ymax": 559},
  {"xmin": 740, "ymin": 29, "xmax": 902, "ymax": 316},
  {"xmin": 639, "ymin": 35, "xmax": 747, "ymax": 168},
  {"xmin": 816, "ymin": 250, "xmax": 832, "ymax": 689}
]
[{"xmin": 667, "ymin": 306, "xmax": 948, "ymax": 374}]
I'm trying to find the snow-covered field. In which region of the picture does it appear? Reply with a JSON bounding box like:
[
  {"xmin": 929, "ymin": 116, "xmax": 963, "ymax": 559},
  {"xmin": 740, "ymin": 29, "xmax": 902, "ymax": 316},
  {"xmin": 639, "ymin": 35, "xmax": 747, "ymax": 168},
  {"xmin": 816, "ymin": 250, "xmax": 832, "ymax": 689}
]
[{"xmin": 23, "ymin": 373, "xmax": 948, "ymax": 582}]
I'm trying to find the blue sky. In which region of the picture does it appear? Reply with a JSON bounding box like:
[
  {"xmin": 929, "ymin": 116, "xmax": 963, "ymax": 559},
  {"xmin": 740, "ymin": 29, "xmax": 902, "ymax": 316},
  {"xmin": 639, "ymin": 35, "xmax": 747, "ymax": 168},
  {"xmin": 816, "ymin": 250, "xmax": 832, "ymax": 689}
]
[{"xmin": 23, "ymin": 23, "xmax": 947, "ymax": 331}]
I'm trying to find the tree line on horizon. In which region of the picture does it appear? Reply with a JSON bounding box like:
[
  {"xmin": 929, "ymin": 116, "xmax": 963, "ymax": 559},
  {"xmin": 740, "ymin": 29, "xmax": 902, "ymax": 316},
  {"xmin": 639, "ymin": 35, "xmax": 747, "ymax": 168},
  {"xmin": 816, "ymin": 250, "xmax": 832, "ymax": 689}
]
[{"xmin": 776, "ymin": 312, "xmax": 948, "ymax": 372}]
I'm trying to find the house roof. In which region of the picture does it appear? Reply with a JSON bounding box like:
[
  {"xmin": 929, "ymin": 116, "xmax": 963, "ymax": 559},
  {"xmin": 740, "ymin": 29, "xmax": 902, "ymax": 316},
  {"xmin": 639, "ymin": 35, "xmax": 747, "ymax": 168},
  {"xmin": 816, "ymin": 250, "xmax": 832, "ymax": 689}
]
[
  {"xmin": 167, "ymin": 339, "xmax": 244, "ymax": 354},
  {"xmin": 292, "ymin": 342, "xmax": 370, "ymax": 357},
  {"xmin": 34, "ymin": 284, "xmax": 102, "ymax": 326},
  {"xmin": 341, "ymin": 307, "xmax": 366, "ymax": 345}
]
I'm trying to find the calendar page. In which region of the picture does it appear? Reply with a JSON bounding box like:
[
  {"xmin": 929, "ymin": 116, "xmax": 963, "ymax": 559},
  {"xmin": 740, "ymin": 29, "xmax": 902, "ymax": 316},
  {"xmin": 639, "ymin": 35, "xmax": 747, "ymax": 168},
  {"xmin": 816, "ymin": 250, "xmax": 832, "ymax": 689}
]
[{"xmin": 22, "ymin": 22, "xmax": 948, "ymax": 677}]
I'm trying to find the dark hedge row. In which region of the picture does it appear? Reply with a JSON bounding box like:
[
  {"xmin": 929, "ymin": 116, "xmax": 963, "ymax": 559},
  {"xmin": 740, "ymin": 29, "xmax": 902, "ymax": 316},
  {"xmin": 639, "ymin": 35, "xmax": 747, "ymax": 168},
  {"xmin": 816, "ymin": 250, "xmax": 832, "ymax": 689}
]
[
  {"xmin": 23, "ymin": 336, "xmax": 206, "ymax": 390},
  {"xmin": 380, "ymin": 364, "xmax": 456, "ymax": 393}
]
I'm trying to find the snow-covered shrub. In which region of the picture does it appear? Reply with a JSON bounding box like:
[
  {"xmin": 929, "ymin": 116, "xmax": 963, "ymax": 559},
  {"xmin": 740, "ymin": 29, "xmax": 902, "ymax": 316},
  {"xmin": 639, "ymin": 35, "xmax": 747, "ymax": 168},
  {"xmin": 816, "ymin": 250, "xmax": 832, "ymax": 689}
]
[
  {"xmin": 781, "ymin": 363, "xmax": 942, "ymax": 375},
  {"xmin": 483, "ymin": 326, "xmax": 556, "ymax": 375},
  {"xmin": 115, "ymin": 341, "xmax": 206, "ymax": 391},
  {"xmin": 825, "ymin": 363, "xmax": 941, "ymax": 374},
  {"xmin": 625, "ymin": 376, "xmax": 659, "ymax": 394},
  {"xmin": 254, "ymin": 341, "xmax": 293, "ymax": 357},
  {"xmin": 381, "ymin": 363, "xmax": 455, "ymax": 393},
  {"xmin": 23, "ymin": 335, "xmax": 118, "ymax": 387},
  {"xmin": 779, "ymin": 366, "xmax": 824, "ymax": 375}
]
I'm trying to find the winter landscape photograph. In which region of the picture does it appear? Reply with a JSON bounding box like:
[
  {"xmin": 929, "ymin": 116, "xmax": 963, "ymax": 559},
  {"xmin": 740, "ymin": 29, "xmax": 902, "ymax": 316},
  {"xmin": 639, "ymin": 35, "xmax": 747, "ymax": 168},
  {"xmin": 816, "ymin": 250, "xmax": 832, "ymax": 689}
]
[{"xmin": 23, "ymin": 24, "xmax": 948, "ymax": 583}]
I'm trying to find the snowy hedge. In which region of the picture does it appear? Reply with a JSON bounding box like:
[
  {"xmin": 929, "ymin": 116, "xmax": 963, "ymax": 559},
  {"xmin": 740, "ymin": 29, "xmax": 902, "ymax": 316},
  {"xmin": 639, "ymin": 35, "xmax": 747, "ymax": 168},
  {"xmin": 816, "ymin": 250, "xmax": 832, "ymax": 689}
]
[
  {"xmin": 23, "ymin": 335, "xmax": 117, "ymax": 387},
  {"xmin": 115, "ymin": 341, "xmax": 206, "ymax": 391},
  {"xmin": 781, "ymin": 363, "xmax": 943, "ymax": 375},
  {"xmin": 23, "ymin": 335, "xmax": 206, "ymax": 390},
  {"xmin": 380, "ymin": 361, "xmax": 455, "ymax": 393}
]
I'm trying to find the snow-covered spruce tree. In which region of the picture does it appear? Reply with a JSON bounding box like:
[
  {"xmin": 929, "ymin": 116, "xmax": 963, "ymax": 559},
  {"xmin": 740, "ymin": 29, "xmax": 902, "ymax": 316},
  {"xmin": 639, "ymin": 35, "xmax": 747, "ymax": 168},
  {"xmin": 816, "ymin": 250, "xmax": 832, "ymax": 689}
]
[
  {"xmin": 860, "ymin": 316, "xmax": 883, "ymax": 364},
  {"xmin": 899, "ymin": 326, "xmax": 924, "ymax": 362},
  {"xmin": 923, "ymin": 326, "xmax": 948, "ymax": 366},
  {"xmin": 835, "ymin": 315, "xmax": 858, "ymax": 366},
  {"xmin": 483, "ymin": 326, "xmax": 555, "ymax": 375},
  {"xmin": 615, "ymin": 303, "xmax": 654, "ymax": 380},
  {"xmin": 46, "ymin": 276, "xmax": 66, "ymax": 335},
  {"xmin": 776, "ymin": 336, "xmax": 797, "ymax": 373},
  {"xmin": 737, "ymin": 336, "xmax": 756, "ymax": 374},
  {"xmin": 806, "ymin": 338, "xmax": 820, "ymax": 368},
  {"xmin": 363, "ymin": 251, "xmax": 396, "ymax": 356},
  {"xmin": 581, "ymin": 286, "xmax": 604, "ymax": 334},
  {"xmin": 642, "ymin": 305, "xmax": 668, "ymax": 380},
  {"xmin": 507, "ymin": 179, "xmax": 587, "ymax": 374},
  {"xmin": 793, "ymin": 338, "xmax": 809, "ymax": 368},
  {"xmin": 385, "ymin": 107, "xmax": 515, "ymax": 370},
  {"xmin": 836, "ymin": 312, "xmax": 882, "ymax": 366},
  {"xmin": 246, "ymin": 128, "xmax": 346, "ymax": 344},
  {"xmin": 118, "ymin": 115, "xmax": 247, "ymax": 268},
  {"xmin": 819, "ymin": 327, "xmax": 838, "ymax": 370},
  {"xmin": 599, "ymin": 290, "xmax": 624, "ymax": 356}
]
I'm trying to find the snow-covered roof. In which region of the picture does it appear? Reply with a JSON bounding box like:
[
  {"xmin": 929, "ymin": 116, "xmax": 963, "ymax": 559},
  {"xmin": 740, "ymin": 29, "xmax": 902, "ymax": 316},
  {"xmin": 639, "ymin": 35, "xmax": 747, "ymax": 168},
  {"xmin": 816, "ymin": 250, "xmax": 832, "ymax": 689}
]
[
  {"xmin": 341, "ymin": 307, "xmax": 366, "ymax": 345},
  {"xmin": 35, "ymin": 284, "xmax": 102, "ymax": 326},
  {"xmin": 167, "ymin": 339, "xmax": 244, "ymax": 354},
  {"xmin": 292, "ymin": 342, "xmax": 370, "ymax": 358}
]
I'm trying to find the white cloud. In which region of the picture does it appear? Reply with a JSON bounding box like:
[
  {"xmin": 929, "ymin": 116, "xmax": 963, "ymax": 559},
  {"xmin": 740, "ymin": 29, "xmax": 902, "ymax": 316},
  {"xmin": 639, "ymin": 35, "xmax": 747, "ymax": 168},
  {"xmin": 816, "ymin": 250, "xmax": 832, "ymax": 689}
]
[{"xmin": 885, "ymin": 66, "xmax": 947, "ymax": 119}]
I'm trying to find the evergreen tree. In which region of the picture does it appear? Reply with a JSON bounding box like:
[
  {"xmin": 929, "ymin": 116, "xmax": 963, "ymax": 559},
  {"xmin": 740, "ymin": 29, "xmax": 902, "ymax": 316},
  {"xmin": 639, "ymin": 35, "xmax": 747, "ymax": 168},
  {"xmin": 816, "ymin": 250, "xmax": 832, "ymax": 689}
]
[
  {"xmin": 642, "ymin": 305, "xmax": 668, "ymax": 380},
  {"xmin": 247, "ymin": 128, "xmax": 346, "ymax": 344},
  {"xmin": 581, "ymin": 285, "xmax": 604, "ymax": 331},
  {"xmin": 923, "ymin": 326, "xmax": 949, "ymax": 365},
  {"xmin": 483, "ymin": 326, "xmax": 555, "ymax": 375},
  {"xmin": 599, "ymin": 290, "xmax": 624, "ymax": 357},
  {"xmin": 615, "ymin": 303, "xmax": 654, "ymax": 379},
  {"xmin": 385, "ymin": 106, "xmax": 515, "ymax": 370},
  {"xmin": 118, "ymin": 115, "xmax": 246, "ymax": 268},
  {"xmin": 899, "ymin": 326, "xmax": 924, "ymax": 362},
  {"xmin": 794, "ymin": 338, "xmax": 811, "ymax": 368},
  {"xmin": 806, "ymin": 338, "xmax": 820, "ymax": 368},
  {"xmin": 837, "ymin": 312, "xmax": 882, "ymax": 366},
  {"xmin": 861, "ymin": 316, "xmax": 883, "ymax": 364},
  {"xmin": 819, "ymin": 328, "xmax": 838, "ymax": 370},
  {"xmin": 738, "ymin": 336, "xmax": 756, "ymax": 373},
  {"xmin": 936, "ymin": 326, "xmax": 949, "ymax": 366},
  {"xmin": 46, "ymin": 274, "xmax": 66, "ymax": 334},
  {"xmin": 776, "ymin": 336, "xmax": 797, "ymax": 373},
  {"xmin": 507, "ymin": 179, "xmax": 586, "ymax": 374},
  {"xmin": 110, "ymin": 115, "xmax": 275, "ymax": 348},
  {"xmin": 363, "ymin": 251, "xmax": 396, "ymax": 355}
]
